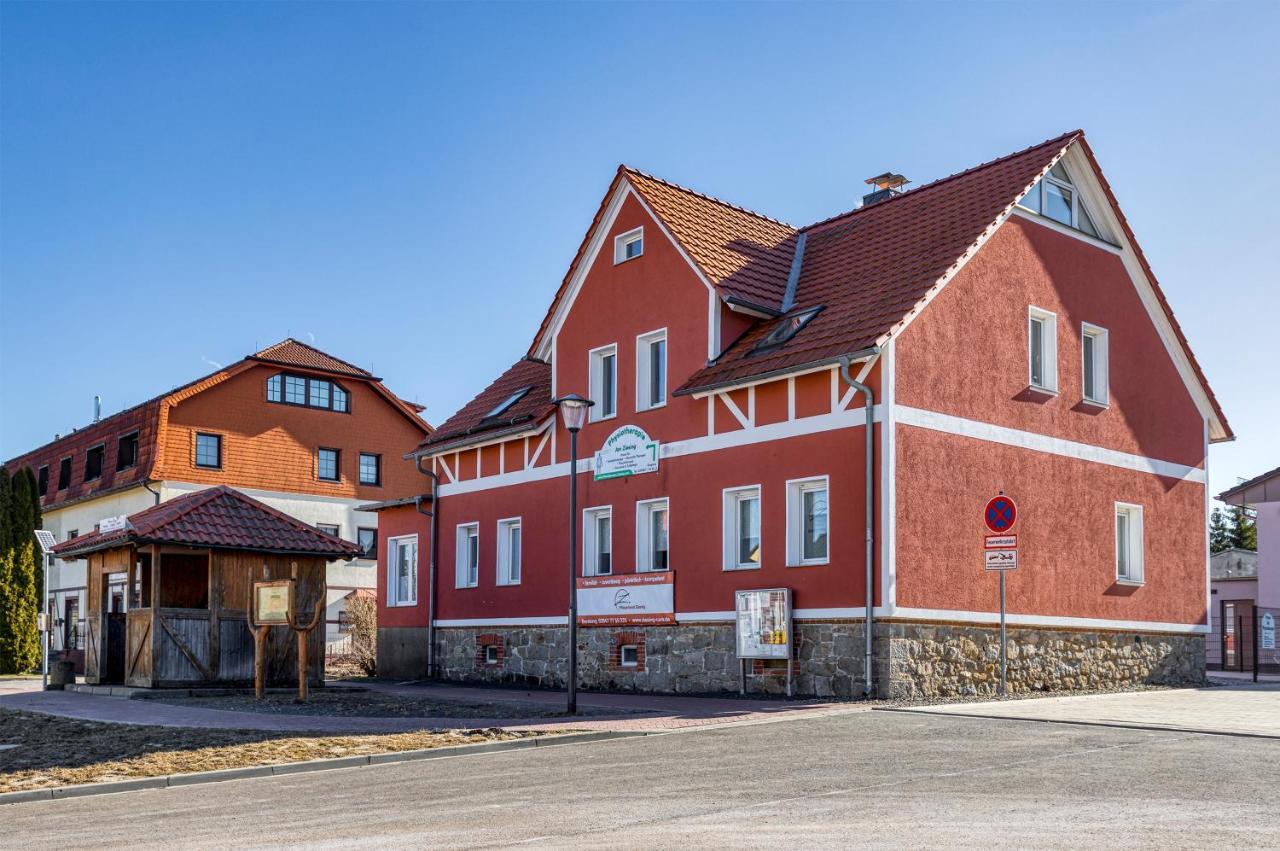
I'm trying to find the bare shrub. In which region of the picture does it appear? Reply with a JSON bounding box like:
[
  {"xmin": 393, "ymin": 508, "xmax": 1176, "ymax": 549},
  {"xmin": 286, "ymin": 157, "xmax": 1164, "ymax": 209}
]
[{"xmin": 346, "ymin": 595, "xmax": 378, "ymax": 677}]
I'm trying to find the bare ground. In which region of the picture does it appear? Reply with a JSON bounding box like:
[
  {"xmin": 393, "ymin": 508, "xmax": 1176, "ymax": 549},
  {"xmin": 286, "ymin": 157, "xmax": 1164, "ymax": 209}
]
[
  {"xmin": 148, "ymin": 688, "xmax": 634, "ymax": 717},
  {"xmin": 0, "ymin": 708, "xmax": 548, "ymax": 793}
]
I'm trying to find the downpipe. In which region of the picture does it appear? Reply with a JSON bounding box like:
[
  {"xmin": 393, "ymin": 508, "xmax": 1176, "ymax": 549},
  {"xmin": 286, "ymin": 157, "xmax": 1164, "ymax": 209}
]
[
  {"xmin": 839, "ymin": 354, "xmax": 877, "ymax": 699},
  {"xmin": 415, "ymin": 455, "xmax": 440, "ymax": 679}
]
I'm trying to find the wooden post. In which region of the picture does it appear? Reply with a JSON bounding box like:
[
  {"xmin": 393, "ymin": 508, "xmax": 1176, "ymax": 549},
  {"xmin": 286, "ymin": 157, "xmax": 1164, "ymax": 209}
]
[
  {"xmin": 247, "ymin": 582, "xmax": 270, "ymax": 699},
  {"xmin": 207, "ymin": 551, "xmax": 220, "ymax": 679},
  {"xmin": 290, "ymin": 594, "xmax": 324, "ymax": 703},
  {"xmin": 150, "ymin": 544, "xmax": 162, "ymax": 688}
]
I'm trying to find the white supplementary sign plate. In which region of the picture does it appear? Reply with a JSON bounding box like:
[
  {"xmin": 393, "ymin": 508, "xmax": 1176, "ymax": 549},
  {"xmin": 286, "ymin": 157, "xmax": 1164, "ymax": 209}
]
[
  {"xmin": 98, "ymin": 515, "xmax": 128, "ymax": 534},
  {"xmin": 984, "ymin": 549, "xmax": 1018, "ymax": 571},
  {"xmin": 984, "ymin": 534, "xmax": 1017, "ymax": 550}
]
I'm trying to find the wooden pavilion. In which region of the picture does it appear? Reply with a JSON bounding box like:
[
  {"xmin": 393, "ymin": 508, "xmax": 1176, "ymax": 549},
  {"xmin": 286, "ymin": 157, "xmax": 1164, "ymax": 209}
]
[{"xmin": 52, "ymin": 485, "xmax": 360, "ymax": 688}]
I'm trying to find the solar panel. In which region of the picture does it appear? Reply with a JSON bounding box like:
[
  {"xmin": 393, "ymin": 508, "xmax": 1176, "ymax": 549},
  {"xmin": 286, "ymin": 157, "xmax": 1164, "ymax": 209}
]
[{"xmin": 33, "ymin": 530, "xmax": 57, "ymax": 554}]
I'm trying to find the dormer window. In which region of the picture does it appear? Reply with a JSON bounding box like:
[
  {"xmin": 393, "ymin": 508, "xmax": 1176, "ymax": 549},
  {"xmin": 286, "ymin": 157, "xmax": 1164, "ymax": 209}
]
[
  {"xmin": 266, "ymin": 372, "xmax": 350, "ymax": 413},
  {"xmin": 613, "ymin": 227, "xmax": 643, "ymax": 264},
  {"xmin": 482, "ymin": 386, "xmax": 532, "ymax": 422},
  {"xmin": 754, "ymin": 306, "xmax": 823, "ymax": 353},
  {"xmin": 1018, "ymin": 161, "xmax": 1103, "ymax": 239}
]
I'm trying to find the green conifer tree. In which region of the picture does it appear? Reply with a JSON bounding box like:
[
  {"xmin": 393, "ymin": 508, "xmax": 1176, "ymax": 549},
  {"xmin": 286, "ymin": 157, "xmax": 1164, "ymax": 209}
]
[
  {"xmin": 1209, "ymin": 507, "xmax": 1231, "ymax": 554},
  {"xmin": 1229, "ymin": 506, "xmax": 1258, "ymax": 551}
]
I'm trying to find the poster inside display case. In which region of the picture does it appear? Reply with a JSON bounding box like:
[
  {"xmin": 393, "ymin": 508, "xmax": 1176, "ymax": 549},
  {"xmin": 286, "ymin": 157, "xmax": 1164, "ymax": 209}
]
[{"xmin": 735, "ymin": 588, "xmax": 791, "ymax": 659}]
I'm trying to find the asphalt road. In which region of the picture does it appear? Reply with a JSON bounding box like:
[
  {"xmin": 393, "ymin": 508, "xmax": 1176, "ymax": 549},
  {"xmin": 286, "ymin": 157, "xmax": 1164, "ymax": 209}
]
[{"xmin": 5, "ymin": 711, "xmax": 1278, "ymax": 849}]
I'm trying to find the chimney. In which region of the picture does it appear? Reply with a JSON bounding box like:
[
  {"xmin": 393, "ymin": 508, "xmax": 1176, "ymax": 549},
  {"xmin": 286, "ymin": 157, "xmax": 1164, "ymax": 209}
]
[
  {"xmin": 863, "ymin": 172, "xmax": 910, "ymax": 206},
  {"xmin": 93, "ymin": 395, "xmax": 101, "ymax": 423}
]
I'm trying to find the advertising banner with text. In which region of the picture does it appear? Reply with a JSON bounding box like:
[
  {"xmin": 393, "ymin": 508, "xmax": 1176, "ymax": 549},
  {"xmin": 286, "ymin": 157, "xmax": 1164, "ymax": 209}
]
[{"xmin": 577, "ymin": 572, "xmax": 675, "ymax": 626}]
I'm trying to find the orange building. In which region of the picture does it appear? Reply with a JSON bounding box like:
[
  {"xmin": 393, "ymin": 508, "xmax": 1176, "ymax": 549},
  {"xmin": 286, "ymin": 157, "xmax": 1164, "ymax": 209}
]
[{"xmin": 5, "ymin": 339, "xmax": 432, "ymax": 670}]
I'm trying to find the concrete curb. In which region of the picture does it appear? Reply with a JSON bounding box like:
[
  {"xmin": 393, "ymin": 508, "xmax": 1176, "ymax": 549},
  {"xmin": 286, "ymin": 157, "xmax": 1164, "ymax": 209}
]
[
  {"xmin": 0, "ymin": 729, "xmax": 647, "ymax": 807},
  {"xmin": 873, "ymin": 706, "xmax": 1280, "ymax": 740}
]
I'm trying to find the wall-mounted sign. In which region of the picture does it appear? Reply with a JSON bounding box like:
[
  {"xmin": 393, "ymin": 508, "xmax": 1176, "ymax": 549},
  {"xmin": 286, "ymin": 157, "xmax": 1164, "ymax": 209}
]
[
  {"xmin": 984, "ymin": 549, "xmax": 1018, "ymax": 571},
  {"xmin": 98, "ymin": 515, "xmax": 128, "ymax": 534},
  {"xmin": 985, "ymin": 534, "xmax": 1017, "ymax": 550},
  {"xmin": 735, "ymin": 588, "xmax": 791, "ymax": 659},
  {"xmin": 577, "ymin": 572, "xmax": 674, "ymax": 625},
  {"xmin": 1263, "ymin": 612, "xmax": 1276, "ymax": 651},
  {"xmin": 593, "ymin": 425, "xmax": 659, "ymax": 481},
  {"xmin": 254, "ymin": 580, "xmax": 294, "ymax": 625}
]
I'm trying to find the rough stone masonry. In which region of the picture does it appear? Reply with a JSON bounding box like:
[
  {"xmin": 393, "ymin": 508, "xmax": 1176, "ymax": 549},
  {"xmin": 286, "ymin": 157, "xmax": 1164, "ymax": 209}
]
[{"xmin": 434, "ymin": 620, "xmax": 1205, "ymax": 699}]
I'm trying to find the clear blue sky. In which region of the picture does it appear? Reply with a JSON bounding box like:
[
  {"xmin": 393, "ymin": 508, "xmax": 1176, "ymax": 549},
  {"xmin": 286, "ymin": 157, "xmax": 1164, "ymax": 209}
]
[{"xmin": 2, "ymin": 1, "xmax": 1276, "ymax": 503}]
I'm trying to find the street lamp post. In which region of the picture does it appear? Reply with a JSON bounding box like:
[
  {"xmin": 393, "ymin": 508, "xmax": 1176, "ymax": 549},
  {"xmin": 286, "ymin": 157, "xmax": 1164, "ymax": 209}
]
[{"xmin": 553, "ymin": 393, "xmax": 593, "ymax": 715}]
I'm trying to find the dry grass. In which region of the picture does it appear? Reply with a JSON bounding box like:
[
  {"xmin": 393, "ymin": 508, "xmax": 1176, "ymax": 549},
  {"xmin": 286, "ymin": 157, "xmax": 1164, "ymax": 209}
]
[{"xmin": 0, "ymin": 708, "xmax": 545, "ymax": 793}]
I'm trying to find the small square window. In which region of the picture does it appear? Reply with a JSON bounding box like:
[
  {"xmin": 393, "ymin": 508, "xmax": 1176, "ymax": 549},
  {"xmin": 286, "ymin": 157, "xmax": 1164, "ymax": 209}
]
[
  {"xmin": 317, "ymin": 448, "xmax": 340, "ymax": 482},
  {"xmin": 484, "ymin": 645, "xmax": 499, "ymax": 664},
  {"xmin": 359, "ymin": 453, "xmax": 381, "ymax": 486},
  {"xmin": 195, "ymin": 433, "xmax": 222, "ymax": 469},
  {"xmin": 620, "ymin": 645, "xmax": 640, "ymax": 667},
  {"xmin": 614, "ymin": 227, "xmax": 643, "ymax": 264}
]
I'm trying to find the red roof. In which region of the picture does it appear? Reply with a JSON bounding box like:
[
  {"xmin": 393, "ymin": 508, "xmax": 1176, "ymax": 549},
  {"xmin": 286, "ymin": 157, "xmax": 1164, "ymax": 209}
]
[
  {"xmin": 250, "ymin": 338, "xmax": 374, "ymax": 378},
  {"xmin": 418, "ymin": 358, "xmax": 553, "ymax": 454},
  {"xmin": 52, "ymin": 485, "xmax": 361, "ymax": 559}
]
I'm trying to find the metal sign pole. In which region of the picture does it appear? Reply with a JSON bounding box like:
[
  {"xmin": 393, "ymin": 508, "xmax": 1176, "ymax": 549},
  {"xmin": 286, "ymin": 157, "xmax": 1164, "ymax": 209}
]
[{"xmin": 999, "ymin": 571, "xmax": 1007, "ymax": 696}]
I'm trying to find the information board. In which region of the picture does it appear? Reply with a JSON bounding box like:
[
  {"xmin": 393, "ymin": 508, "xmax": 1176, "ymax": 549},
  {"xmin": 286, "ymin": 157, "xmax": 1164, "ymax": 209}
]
[
  {"xmin": 735, "ymin": 588, "xmax": 791, "ymax": 659},
  {"xmin": 593, "ymin": 425, "xmax": 659, "ymax": 480},
  {"xmin": 254, "ymin": 580, "xmax": 293, "ymax": 625},
  {"xmin": 577, "ymin": 573, "xmax": 675, "ymax": 626}
]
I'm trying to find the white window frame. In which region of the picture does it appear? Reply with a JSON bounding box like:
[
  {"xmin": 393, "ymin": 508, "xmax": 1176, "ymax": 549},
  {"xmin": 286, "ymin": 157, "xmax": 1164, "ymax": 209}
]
[
  {"xmin": 1018, "ymin": 161, "xmax": 1104, "ymax": 239},
  {"xmin": 386, "ymin": 534, "xmax": 419, "ymax": 607},
  {"xmin": 613, "ymin": 226, "xmax": 643, "ymax": 264},
  {"xmin": 588, "ymin": 343, "xmax": 618, "ymax": 422},
  {"xmin": 455, "ymin": 522, "xmax": 479, "ymax": 589},
  {"xmin": 620, "ymin": 645, "xmax": 640, "ymax": 667},
  {"xmin": 583, "ymin": 506, "xmax": 613, "ymax": 576},
  {"xmin": 786, "ymin": 476, "xmax": 830, "ymax": 567},
  {"xmin": 722, "ymin": 485, "xmax": 762, "ymax": 571},
  {"xmin": 484, "ymin": 645, "xmax": 499, "ymax": 664},
  {"xmin": 635, "ymin": 328, "xmax": 668, "ymax": 412},
  {"xmin": 636, "ymin": 497, "xmax": 670, "ymax": 572},
  {"xmin": 1027, "ymin": 306, "xmax": 1058, "ymax": 394},
  {"xmin": 1115, "ymin": 502, "xmax": 1144, "ymax": 585},
  {"xmin": 1081, "ymin": 322, "xmax": 1109, "ymax": 407},
  {"xmin": 496, "ymin": 517, "xmax": 522, "ymax": 586}
]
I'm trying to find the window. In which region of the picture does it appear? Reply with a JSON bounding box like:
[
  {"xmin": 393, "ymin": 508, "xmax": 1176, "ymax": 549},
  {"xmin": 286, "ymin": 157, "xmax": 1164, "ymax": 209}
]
[
  {"xmin": 483, "ymin": 386, "xmax": 532, "ymax": 422},
  {"xmin": 620, "ymin": 645, "xmax": 640, "ymax": 667},
  {"xmin": 116, "ymin": 432, "xmax": 139, "ymax": 471},
  {"xmin": 1018, "ymin": 161, "xmax": 1104, "ymax": 239},
  {"xmin": 787, "ymin": 477, "xmax": 829, "ymax": 566},
  {"xmin": 84, "ymin": 445, "xmax": 104, "ymax": 481},
  {"xmin": 1115, "ymin": 503, "xmax": 1144, "ymax": 584},
  {"xmin": 317, "ymin": 448, "xmax": 340, "ymax": 482},
  {"xmin": 583, "ymin": 507, "xmax": 612, "ymax": 576},
  {"xmin": 755, "ymin": 307, "xmax": 822, "ymax": 353},
  {"xmin": 456, "ymin": 523, "xmax": 479, "ymax": 587},
  {"xmin": 357, "ymin": 527, "xmax": 377, "ymax": 560},
  {"xmin": 497, "ymin": 518, "xmax": 522, "ymax": 585},
  {"xmin": 37, "ymin": 465, "xmax": 48, "ymax": 497},
  {"xmin": 387, "ymin": 535, "xmax": 418, "ymax": 606},
  {"xmin": 195, "ymin": 433, "xmax": 222, "ymax": 469},
  {"xmin": 485, "ymin": 645, "xmax": 499, "ymax": 664},
  {"xmin": 317, "ymin": 523, "xmax": 340, "ymax": 538},
  {"xmin": 614, "ymin": 226, "xmax": 643, "ymax": 263},
  {"xmin": 636, "ymin": 330, "xmax": 667, "ymax": 411},
  {"xmin": 723, "ymin": 486, "xmax": 761, "ymax": 570},
  {"xmin": 589, "ymin": 345, "xmax": 617, "ymax": 420},
  {"xmin": 57, "ymin": 457, "xmax": 72, "ymax": 490},
  {"xmin": 359, "ymin": 452, "xmax": 381, "ymax": 486},
  {"xmin": 270, "ymin": 372, "xmax": 350, "ymax": 413},
  {"xmin": 1082, "ymin": 323, "xmax": 1109, "ymax": 406},
  {"xmin": 636, "ymin": 498, "xmax": 669, "ymax": 572},
  {"xmin": 1028, "ymin": 306, "xmax": 1058, "ymax": 393}
]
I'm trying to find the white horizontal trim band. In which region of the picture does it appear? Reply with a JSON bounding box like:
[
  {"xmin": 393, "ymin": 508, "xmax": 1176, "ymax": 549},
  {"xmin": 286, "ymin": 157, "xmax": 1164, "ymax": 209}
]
[
  {"xmin": 437, "ymin": 405, "xmax": 883, "ymax": 497},
  {"xmin": 434, "ymin": 616, "xmax": 567, "ymax": 627},
  {"xmin": 894, "ymin": 405, "xmax": 1205, "ymax": 483}
]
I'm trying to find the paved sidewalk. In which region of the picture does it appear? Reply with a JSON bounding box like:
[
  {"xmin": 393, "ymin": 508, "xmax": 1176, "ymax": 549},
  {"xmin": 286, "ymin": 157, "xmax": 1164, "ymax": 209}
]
[
  {"xmin": 0, "ymin": 679, "xmax": 864, "ymax": 734},
  {"xmin": 890, "ymin": 682, "xmax": 1280, "ymax": 738},
  {"xmin": 0, "ymin": 677, "xmax": 43, "ymax": 696}
]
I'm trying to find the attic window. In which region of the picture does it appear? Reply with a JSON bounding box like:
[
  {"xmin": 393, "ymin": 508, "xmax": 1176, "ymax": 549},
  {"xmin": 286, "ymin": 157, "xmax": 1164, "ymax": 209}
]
[
  {"xmin": 84, "ymin": 445, "xmax": 105, "ymax": 482},
  {"xmin": 753, "ymin": 307, "xmax": 823, "ymax": 353},
  {"xmin": 614, "ymin": 227, "xmax": 643, "ymax": 264},
  {"xmin": 1018, "ymin": 160, "xmax": 1103, "ymax": 239},
  {"xmin": 482, "ymin": 386, "xmax": 532, "ymax": 421}
]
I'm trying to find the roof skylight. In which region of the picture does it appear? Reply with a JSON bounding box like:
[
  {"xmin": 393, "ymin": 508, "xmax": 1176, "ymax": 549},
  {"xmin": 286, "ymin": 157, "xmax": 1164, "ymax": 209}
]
[
  {"xmin": 482, "ymin": 386, "xmax": 532, "ymax": 421},
  {"xmin": 753, "ymin": 307, "xmax": 823, "ymax": 354}
]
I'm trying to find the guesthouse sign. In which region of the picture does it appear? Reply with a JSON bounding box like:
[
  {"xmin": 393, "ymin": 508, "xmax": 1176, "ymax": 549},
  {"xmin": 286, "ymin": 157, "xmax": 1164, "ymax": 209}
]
[
  {"xmin": 577, "ymin": 572, "xmax": 675, "ymax": 626},
  {"xmin": 593, "ymin": 424, "xmax": 659, "ymax": 481}
]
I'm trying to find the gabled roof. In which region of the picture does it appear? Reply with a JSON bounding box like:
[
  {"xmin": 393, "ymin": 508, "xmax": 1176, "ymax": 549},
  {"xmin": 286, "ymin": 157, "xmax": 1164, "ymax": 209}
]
[
  {"xmin": 679, "ymin": 131, "xmax": 1084, "ymax": 394},
  {"xmin": 250, "ymin": 338, "xmax": 375, "ymax": 379},
  {"xmin": 52, "ymin": 485, "xmax": 361, "ymax": 559},
  {"xmin": 417, "ymin": 357, "xmax": 553, "ymax": 455},
  {"xmin": 1218, "ymin": 464, "xmax": 1280, "ymax": 505}
]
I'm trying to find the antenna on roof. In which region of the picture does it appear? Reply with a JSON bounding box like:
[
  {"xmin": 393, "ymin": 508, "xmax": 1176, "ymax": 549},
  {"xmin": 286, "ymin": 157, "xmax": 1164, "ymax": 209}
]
[
  {"xmin": 862, "ymin": 172, "xmax": 910, "ymax": 206},
  {"xmin": 93, "ymin": 395, "xmax": 101, "ymax": 423}
]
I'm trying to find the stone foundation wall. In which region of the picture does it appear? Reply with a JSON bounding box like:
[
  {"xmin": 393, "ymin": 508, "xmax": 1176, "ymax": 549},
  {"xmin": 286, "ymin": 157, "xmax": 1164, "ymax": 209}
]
[{"xmin": 428, "ymin": 620, "xmax": 1204, "ymax": 699}]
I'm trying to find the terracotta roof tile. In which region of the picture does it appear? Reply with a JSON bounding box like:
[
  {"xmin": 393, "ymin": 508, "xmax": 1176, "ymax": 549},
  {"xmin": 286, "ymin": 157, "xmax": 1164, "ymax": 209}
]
[
  {"xmin": 52, "ymin": 485, "xmax": 361, "ymax": 559},
  {"xmin": 251, "ymin": 338, "xmax": 374, "ymax": 378},
  {"xmin": 418, "ymin": 358, "xmax": 553, "ymax": 453}
]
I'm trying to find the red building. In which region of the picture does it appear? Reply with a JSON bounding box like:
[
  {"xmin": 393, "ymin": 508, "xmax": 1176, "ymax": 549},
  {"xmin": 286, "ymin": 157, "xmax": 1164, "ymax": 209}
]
[{"xmin": 368, "ymin": 131, "xmax": 1231, "ymax": 698}]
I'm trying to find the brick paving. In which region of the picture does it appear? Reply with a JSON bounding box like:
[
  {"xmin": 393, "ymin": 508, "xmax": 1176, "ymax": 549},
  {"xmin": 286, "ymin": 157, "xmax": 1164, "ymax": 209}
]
[{"xmin": 0, "ymin": 679, "xmax": 865, "ymax": 734}]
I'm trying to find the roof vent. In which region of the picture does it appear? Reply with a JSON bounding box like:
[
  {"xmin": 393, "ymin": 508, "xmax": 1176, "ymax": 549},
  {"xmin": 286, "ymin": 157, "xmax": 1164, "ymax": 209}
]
[{"xmin": 862, "ymin": 172, "xmax": 910, "ymax": 206}]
